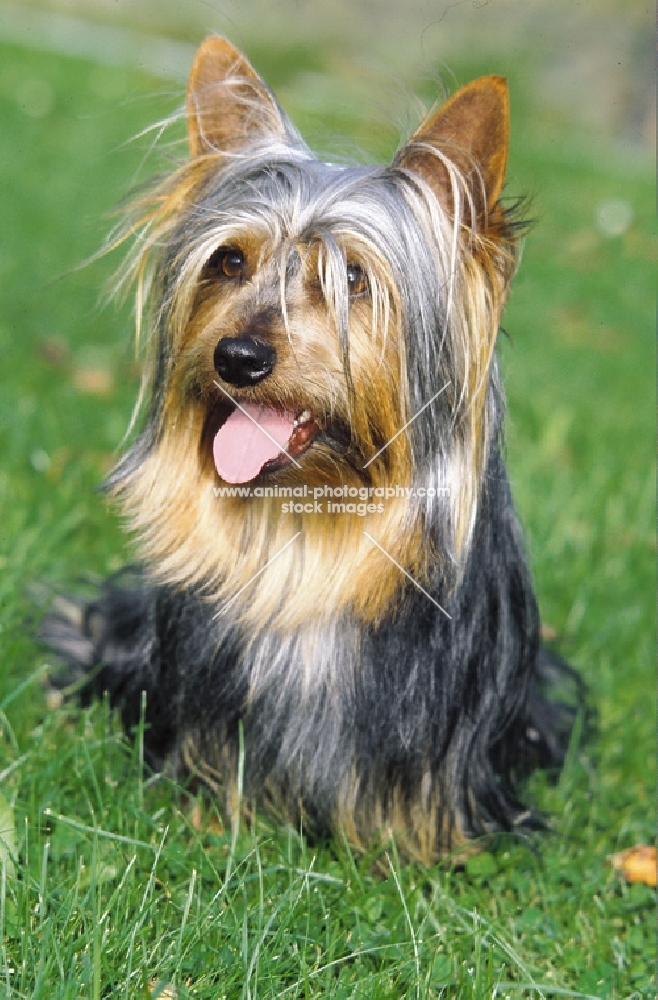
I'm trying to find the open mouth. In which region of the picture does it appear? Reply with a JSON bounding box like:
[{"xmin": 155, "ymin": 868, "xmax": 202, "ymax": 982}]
[{"xmin": 208, "ymin": 401, "xmax": 320, "ymax": 484}]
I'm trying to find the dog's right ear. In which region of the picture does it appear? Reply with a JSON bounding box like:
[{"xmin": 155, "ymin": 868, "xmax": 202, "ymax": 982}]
[
  {"xmin": 394, "ymin": 76, "xmax": 509, "ymax": 225},
  {"xmin": 186, "ymin": 36, "xmax": 286, "ymax": 157}
]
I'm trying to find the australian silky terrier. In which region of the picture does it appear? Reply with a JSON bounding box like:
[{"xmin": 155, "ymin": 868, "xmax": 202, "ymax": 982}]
[{"xmin": 41, "ymin": 37, "xmax": 582, "ymax": 862}]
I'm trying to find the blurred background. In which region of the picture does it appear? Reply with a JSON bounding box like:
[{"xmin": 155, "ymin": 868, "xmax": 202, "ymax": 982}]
[{"xmin": 1, "ymin": 0, "xmax": 654, "ymax": 151}]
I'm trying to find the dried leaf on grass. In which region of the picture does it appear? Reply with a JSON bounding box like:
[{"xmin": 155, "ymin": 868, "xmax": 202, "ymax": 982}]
[{"xmin": 608, "ymin": 844, "xmax": 657, "ymax": 887}]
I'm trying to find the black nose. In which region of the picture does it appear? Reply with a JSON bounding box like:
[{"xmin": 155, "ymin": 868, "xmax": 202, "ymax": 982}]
[{"xmin": 213, "ymin": 337, "xmax": 276, "ymax": 388}]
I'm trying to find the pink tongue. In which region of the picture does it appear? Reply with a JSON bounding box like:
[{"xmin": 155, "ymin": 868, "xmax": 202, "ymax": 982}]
[{"xmin": 213, "ymin": 403, "xmax": 296, "ymax": 483}]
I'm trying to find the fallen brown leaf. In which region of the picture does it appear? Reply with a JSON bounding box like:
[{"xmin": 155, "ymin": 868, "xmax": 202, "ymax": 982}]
[{"xmin": 608, "ymin": 845, "xmax": 657, "ymax": 887}]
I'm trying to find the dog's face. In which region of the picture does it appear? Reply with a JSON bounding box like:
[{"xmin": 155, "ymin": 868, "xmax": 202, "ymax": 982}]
[
  {"xmin": 110, "ymin": 37, "xmax": 518, "ymax": 627},
  {"xmin": 175, "ymin": 165, "xmax": 411, "ymax": 493}
]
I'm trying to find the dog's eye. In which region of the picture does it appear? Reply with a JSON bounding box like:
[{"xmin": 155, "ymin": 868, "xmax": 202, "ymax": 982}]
[
  {"xmin": 207, "ymin": 247, "xmax": 245, "ymax": 281},
  {"xmin": 346, "ymin": 263, "xmax": 367, "ymax": 297}
]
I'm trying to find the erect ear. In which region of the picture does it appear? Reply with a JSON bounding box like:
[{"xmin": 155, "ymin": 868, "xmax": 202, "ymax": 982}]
[
  {"xmin": 394, "ymin": 76, "xmax": 509, "ymax": 222},
  {"xmin": 186, "ymin": 36, "xmax": 286, "ymax": 157}
]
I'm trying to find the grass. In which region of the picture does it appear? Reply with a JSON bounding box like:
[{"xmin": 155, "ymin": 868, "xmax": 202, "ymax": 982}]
[{"xmin": 0, "ymin": 33, "xmax": 655, "ymax": 999}]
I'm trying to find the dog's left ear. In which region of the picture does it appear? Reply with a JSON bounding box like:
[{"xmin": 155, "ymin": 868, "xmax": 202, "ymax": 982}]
[
  {"xmin": 394, "ymin": 76, "xmax": 509, "ymax": 223},
  {"xmin": 186, "ymin": 36, "xmax": 286, "ymax": 157}
]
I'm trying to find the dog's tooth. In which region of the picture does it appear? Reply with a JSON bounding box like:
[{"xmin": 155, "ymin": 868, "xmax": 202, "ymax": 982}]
[{"xmin": 298, "ymin": 409, "xmax": 311, "ymax": 424}]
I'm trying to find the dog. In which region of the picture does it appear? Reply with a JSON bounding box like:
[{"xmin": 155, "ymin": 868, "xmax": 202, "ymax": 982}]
[{"xmin": 40, "ymin": 36, "xmax": 583, "ymax": 863}]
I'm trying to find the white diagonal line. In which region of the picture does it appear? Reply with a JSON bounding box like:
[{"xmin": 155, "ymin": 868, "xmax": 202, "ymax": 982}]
[
  {"xmin": 363, "ymin": 531, "xmax": 452, "ymax": 620},
  {"xmin": 212, "ymin": 531, "xmax": 302, "ymax": 619},
  {"xmin": 213, "ymin": 381, "xmax": 303, "ymax": 470},
  {"xmin": 362, "ymin": 380, "xmax": 451, "ymax": 470}
]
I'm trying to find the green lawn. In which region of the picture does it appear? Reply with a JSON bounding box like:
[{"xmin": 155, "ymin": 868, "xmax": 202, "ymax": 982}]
[{"xmin": 0, "ymin": 36, "xmax": 654, "ymax": 999}]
